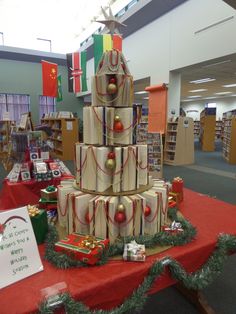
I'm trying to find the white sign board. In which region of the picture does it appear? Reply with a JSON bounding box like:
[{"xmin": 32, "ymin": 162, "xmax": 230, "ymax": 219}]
[
  {"xmin": 2, "ymin": 112, "xmax": 10, "ymax": 121},
  {"xmin": 0, "ymin": 207, "xmax": 43, "ymax": 289}
]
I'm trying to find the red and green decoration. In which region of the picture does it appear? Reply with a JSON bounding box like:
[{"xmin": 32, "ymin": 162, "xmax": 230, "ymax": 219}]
[{"xmin": 66, "ymin": 51, "xmax": 88, "ymax": 93}]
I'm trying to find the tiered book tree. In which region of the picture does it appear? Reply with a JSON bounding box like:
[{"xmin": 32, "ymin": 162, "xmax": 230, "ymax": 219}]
[
  {"xmin": 57, "ymin": 49, "xmax": 168, "ymax": 243},
  {"xmin": 164, "ymin": 117, "xmax": 194, "ymax": 166}
]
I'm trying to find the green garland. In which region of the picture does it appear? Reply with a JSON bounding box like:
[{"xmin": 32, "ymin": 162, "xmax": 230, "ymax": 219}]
[
  {"xmin": 44, "ymin": 207, "xmax": 197, "ymax": 268},
  {"xmin": 39, "ymin": 233, "xmax": 236, "ymax": 314}
]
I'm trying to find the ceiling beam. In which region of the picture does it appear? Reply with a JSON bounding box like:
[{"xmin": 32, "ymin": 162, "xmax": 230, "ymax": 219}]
[{"xmin": 223, "ymin": 0, "xmax": 236, "ymax": 9}]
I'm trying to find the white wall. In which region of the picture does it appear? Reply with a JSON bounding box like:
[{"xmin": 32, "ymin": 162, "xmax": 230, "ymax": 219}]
[
  {"xmin": 181, "ymin": 96, "xmax": 236, "ymax": 120},
  {"xmin": 85, "ymin": 0, "xmax": 236, "ymax": 87}
]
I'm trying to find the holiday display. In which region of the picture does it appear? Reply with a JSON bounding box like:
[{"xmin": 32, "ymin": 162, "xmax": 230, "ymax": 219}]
[{"xmin": 57, "ymin": 47, "xmax": 169, "ymax": 245}]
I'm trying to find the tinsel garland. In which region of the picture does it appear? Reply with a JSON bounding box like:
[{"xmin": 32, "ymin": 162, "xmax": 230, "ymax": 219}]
[
  {"xmin": 39, "ymin": 233, "xmax": 236, "ymax": 314},
  {"xmin": 44, "ymin": 207, "xmax": 197, "ymax": 269}
]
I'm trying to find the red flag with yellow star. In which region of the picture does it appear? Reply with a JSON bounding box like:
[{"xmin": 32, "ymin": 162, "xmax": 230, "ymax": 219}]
[{"xmin": 42, "ymin": 60, "xmax": 58, "ymax": 97}]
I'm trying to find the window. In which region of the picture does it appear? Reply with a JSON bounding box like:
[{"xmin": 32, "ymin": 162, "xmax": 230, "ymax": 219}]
[
  {"xmin": 39, "ymin": 96, "xmax": 56, "ymax": 119},
  {"xmin": 0, "ymin": 93, "xmax": 30, "ymax": 123}
]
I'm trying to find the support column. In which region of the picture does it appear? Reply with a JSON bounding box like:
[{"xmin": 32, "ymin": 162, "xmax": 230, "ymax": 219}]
[{"xmin": 168, "ymin": 71, "xmax": 181, "ymax": 118}]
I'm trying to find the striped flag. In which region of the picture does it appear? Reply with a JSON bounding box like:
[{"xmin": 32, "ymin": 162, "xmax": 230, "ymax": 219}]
[
  {"xmin": 66, "ymin": 51, "xmax": 88, "ymax": 93},
  {"xmin": 93, "ymin": 34, "xmax": 122, "ymax": 72}
]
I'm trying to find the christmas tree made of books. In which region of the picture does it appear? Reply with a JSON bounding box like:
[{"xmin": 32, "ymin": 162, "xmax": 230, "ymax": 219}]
[{"xmin": 58, "ymin": 12, "xmax": 168, "ymax": 244}]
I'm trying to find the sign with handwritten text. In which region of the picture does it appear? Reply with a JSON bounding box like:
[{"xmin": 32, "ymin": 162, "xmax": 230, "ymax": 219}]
[{"xmin": 0, "ymin": 207, "xmax": 43, "ymax": 289}]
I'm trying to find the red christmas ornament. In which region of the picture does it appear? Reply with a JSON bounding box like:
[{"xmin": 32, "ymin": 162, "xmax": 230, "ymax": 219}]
[
  {"xmin": 114, "ymin": 121, "xmax": 124, "ymax": 132},
  {"xmin": 144, "ymin": 205, "xmax": 151, "ymax": 217},
  {"xmin": 109, "ymin": 77, "xmax": 116, "ymax": 84},
  {"xmin": 85, "ymin": 211, "xmax": 90, "ymax": 224},
  {"xmin": 114, "ymin": 211, "xmax": 126, "ymax": 223},
  {"xmin": 108, "ymin": 151, "xmax": 116, "ymax": 159}
]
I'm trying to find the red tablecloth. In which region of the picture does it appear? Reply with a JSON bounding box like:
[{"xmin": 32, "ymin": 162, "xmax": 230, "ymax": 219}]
[
  {"xmin": 0, "ymin": 176, "xmax": 73, "ymax": 210},
  {"xmin": 0, "ymin": 189, "xmax": 236, "ymax": 314}
]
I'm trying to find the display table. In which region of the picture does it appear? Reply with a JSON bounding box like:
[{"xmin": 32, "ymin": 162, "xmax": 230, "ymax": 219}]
[
  {"xmin": 0, "ymin": 176, "xmax": 73, "ymax": 210},
  {"xmin": 0, "ymin": 189, "xmax": 236, "ymax": 313}
]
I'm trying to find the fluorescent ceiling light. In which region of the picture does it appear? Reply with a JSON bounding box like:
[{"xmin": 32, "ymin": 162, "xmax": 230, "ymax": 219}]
[
  {"xmin": 189, "ymin": 78, "xmax": 216, "ymax": 84},
  {"xmin": 181, "ymin": 99, "xmax": 194, "ymax": 102},
  {"xmin": 204, "ymin": 97, "xmax": 217, "ymax": 100},
  {"xmin": 202, "ymin": 60, "xmax": 231, "ymax": 68},
  {"xmin": 189, "ymin": 89, "xmax": 207, "ymax": 92},
  {"xmin": 187, "ymin": 95, "xmax": 202, "ymax": 98},
  {"xmin": 207, "ymin": 103, "xmax": 216, "ymax": 108},
  {"xmin": 214, "ymin": 91, "xmax": 232, "ymax": 95},
  {"xmin": 222, "ymin": 83, "xmax": 236, "ymax": 88},
  {"xmin": 143, "ymin": 97, "xmax": 149, "ymax": 100},
  {"xmin": 135, "ymin": 91, "xmax": 148, "ymax": 95}
]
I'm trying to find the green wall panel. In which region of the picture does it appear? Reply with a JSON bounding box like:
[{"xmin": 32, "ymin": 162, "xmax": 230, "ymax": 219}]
[{"xmin": 0, "ymin": 59, "xmax": 83, "ymax": 124}]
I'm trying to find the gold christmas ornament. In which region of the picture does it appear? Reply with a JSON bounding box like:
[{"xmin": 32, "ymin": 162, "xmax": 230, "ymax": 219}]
[
  {"xmin": 105, "ymin": 158, "xmax": 116, "ymax": 170},
  {"xmin": 117, "ymin": 203, "xmax": 126, "ymax": 212},
  {"xmin": 114, "ymin": 115, "xmax": 120, "ymax": 122},
  {"xmin": 107, "ymin": 83, "xmax": 117, "ymax": 95}
]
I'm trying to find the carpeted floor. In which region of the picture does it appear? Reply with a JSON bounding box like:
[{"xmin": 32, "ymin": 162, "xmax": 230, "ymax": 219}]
[{"xmin": 0, "ymin": 140, "xmax": 236, "ymax": 313}]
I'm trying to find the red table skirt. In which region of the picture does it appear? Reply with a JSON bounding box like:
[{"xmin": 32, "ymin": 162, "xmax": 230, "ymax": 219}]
[
  {"xmin": 0, "ymin": 176, "xmax": 73, "ymax": 210},
  {"xmin": 0, "ymin": 189, "xmax": 236, "ymax": 313}
]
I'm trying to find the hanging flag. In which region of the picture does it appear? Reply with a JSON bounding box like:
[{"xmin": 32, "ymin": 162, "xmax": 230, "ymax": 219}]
[
  {"xmin": 57, "ymin": 75, "xmax": 63, "ymax": 102},
  {"xmin": 93, "ymin": 34, "xmax": 123, "ymax": 72},
  {"xmin": 66, "ymin": 51, "xmax": 88, "ymax": 93},
  {"xmin": 41, "ymin": 60, "xmax": 58, "ymax": 97}
]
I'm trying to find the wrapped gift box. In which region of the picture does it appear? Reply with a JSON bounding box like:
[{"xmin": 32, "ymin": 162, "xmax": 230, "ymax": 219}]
[
  {"xmin": 123, "ymin": 240, "xmax": 146, "ymax": 262},
  {"xmin": 41, "ymin": 186, "xmax": 57, "ymax": 201},
  {"xmin": 172, "ymin": 177, "xmax": 184, "ymax": 194},
  {"xmin": 38, "ymin": 198, "xmax": 57, "ymax": 211},
  {"xmin": 169, "ymin": 191, "xmax": 183, "ymax": 203},
  {"xmin": 54, "ymin": 233, "xmax": 109, "ymax": 265},
  {"xmin": 29, "ymin": 209, "xmax": 48, "ymax": 244}
]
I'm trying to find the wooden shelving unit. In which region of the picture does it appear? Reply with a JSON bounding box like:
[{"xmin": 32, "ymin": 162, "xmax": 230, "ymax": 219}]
[
  {"xmin": 136, "ymin": 122, "xmax": 163, "ymax": 178},
  {"xmin": 215, "ymin": 119, "xmax": 223, "ymax": 139},
  {"xmin": 222, "ymin": 117, "xmax": 236, "ymax": 164},
  {"xmin": 164, "ymin": 116, "xmax": 194, "ymax": 166},
  {"xmin": 0, "ymin": 121, "xmax": 12, "ymax": 158},
  {"xmin": 41, "ymin": 117, "xmax": 79, "ymax": 160},
  {"xmin": 200, "ymin": 108, "xmax": 216, "ymax": 151},
  {"xmin": 194, "ymin": 120, "xmax": 200, "ymax": 138}
]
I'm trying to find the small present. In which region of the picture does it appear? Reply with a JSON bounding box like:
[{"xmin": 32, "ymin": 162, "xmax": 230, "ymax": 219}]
[
  {"xmin": 123, "ymin": 240, "xmax": 146, "ymax": 262},
  {"xmin": 28, "ymin": 206, "xmax": 48, "ymax": 244},
  {"xmin": 169, "ymin": 191, "xmax": 183, "ymax": 203},
  {"xmin": 54, "ymin": 233, "xmax": 109, "ymax": 265},
  {"xmin": 41, "ymin": 186, "xmax": 57, "ymax": 201},
  {"xmin": 163, "ymin": 220, "xmax": 183, "ymax": 233},
  {"xmin": 38, "ymin": 199, "xmax": 57, "ymax": 210},
  {"xmin": 172, "ymin": 177, "xmax": 184, "ymax": 194}
]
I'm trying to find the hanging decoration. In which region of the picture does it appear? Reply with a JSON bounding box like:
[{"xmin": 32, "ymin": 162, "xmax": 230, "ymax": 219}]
[
  {"xmin": 113, "ymin": 115, "xmax": 124, "ymax": 132},
  {"xmin": 114, "ymin": 203, "xmax": 126, "ymax": 223}
]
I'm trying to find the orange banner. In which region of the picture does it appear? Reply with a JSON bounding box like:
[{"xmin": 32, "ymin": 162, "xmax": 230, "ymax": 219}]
[{"xmin": 145, "ymin": 84, "xmax": 168, "ymax": 133}]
